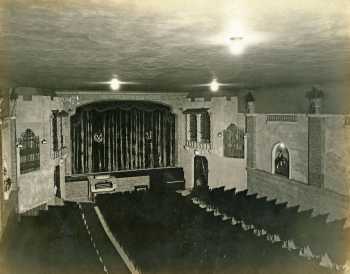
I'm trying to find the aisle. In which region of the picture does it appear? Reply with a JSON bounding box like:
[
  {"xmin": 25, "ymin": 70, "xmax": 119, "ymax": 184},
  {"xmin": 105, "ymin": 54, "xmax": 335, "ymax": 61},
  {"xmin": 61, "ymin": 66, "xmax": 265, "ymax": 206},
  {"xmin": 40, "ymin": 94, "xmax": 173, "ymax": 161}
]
[
  {"xmin": 79, "ymin": 203, "xmax": 130, "ymax": 274},
  {"xmin": 0, "ymin": 203, "xmax": 129, "ymax": 274}
]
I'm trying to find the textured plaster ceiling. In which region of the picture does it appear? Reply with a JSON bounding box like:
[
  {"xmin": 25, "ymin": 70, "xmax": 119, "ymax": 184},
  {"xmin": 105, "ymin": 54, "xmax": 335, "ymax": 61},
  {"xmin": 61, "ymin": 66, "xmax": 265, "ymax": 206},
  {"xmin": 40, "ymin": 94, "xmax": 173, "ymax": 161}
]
[{"xmin": 1, "ymin": 0, "xmax": 350, "ymax": 92}]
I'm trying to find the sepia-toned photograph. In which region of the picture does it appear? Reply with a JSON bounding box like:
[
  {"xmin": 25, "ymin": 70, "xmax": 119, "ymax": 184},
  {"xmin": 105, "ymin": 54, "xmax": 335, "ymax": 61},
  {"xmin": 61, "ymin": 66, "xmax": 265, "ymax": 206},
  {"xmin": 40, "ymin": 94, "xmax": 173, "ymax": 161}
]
[{"xmin": 0, "ymin": 0, "xmax": 349, "ymax": 273}]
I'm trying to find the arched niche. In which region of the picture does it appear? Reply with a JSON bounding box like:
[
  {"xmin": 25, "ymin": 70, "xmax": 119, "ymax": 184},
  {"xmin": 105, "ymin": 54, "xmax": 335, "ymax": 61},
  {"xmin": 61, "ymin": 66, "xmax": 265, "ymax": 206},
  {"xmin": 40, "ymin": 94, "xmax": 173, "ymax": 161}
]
[{"xmin": 272, "ymin": 142, "xmax": 290, "ymax": 179}]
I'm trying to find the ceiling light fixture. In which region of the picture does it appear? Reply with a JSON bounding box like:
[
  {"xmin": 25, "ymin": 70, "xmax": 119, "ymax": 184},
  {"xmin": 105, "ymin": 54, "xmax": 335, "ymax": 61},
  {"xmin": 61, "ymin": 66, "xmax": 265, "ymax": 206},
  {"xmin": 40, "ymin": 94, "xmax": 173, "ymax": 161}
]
[
  {"xmin": 188, "ymin": 78, "xmax": 241, "ymax": 90},
  {"xmin": 207, "ymin": 19, "xmax": 268, "ymax": 56},
  {"xmin": 210, "ymin": 78, "xmax": 220, "ymax": 92},
  {"xmin": 229, "ymin": 36, "xmax": 245, "ymax": 55},
  {"xmin": 110, "ymin": 77, "xmax": 121, "ymax": 91},
  {"xmin": 88, "ymin": 76, "xmax": 140, "ymax": 90},
  {"xmin": 227, "ymin": 20, "xmax": 246, "ymax": 55}
]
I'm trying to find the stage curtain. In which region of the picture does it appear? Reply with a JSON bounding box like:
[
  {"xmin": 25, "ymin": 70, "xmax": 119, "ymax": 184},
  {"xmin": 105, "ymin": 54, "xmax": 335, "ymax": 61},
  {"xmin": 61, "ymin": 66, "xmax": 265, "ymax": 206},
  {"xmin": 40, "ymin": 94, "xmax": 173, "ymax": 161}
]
[{"xmin": 71, "ymin": 101, "xmax": 176, "ymax": 174}]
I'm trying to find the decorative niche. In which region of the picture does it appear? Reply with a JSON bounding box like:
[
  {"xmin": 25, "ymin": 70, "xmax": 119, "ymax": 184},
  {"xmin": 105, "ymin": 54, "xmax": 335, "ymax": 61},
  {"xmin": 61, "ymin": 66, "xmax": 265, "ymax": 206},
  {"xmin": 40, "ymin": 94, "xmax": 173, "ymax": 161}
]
[
  {"xmin": 183, "ymin": 108, "xmax": 212, "ymax": 151},
  {"xmin": 223, "ymin": 123, "xmax": 245, "ymax": 158},
  {"xmin": 18, "ymin": 129, "xmax": 40, "ymax": 174}
]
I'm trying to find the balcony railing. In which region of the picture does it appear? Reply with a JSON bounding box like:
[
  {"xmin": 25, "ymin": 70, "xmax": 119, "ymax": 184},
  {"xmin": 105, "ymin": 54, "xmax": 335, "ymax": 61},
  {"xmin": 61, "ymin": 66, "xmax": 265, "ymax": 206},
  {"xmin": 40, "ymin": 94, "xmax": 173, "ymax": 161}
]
[{"xmin": 266, "ymin": 114, "xmax": 298, "ymax": 122}]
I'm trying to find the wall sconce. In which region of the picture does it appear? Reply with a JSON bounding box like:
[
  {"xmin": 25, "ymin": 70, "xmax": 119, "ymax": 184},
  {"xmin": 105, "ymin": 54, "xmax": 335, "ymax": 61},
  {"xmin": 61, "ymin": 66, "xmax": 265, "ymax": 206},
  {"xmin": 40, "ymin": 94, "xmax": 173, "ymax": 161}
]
[
  {"xmin": 217, "ymin": 131, "xmax": 223, "ymax": 138},
  {"xmin": 41, "ymin": 138, "xmax": 48, "ymax": 144},
  {"xmin": 194, "ymin": 149, "xmax": 200, "ymax": 156}
]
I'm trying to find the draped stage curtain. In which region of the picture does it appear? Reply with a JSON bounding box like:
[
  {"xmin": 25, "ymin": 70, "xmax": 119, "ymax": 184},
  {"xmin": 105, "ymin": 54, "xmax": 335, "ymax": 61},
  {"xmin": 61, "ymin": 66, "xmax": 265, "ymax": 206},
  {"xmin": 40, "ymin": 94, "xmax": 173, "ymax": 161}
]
[{"xmin": 71, "ymin": 101, "xmax": 176, "ymax": 174}]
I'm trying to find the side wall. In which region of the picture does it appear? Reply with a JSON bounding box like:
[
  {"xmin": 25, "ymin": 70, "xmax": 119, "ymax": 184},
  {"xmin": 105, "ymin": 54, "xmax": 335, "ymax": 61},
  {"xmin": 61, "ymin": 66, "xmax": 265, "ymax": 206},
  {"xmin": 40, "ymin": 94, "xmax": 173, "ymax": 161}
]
[
  {"xmin": 178, "ymin": 97, "xmax": 247, "ymax": 190},
  {"xmin": 247, "ymin": 114, "xmax": 350, "ymax": 221},
  {"xmin": 15, "ymin": 95, "xmax": 63, "ymax": 213},
  {"xmin": 254, "ymin": 114, "xmax": 308, "ymax": 183},
  {"xmin": 324, "ymin": 116, "xmax": 350, "ymax": 196}
]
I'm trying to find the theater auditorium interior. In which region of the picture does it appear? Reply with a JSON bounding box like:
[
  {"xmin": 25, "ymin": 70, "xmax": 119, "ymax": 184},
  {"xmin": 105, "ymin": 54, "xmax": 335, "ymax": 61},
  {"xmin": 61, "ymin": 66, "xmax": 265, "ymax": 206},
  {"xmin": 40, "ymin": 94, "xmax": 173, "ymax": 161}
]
[{"xmin": 0, "ymin": 1, "xmax": 350, "ymax": 273}]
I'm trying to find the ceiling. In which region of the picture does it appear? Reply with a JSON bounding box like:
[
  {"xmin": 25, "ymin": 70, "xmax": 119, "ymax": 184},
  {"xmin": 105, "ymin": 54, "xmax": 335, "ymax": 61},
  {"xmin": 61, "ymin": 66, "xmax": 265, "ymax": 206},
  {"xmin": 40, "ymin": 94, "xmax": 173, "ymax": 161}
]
[{"xmin": 1, "ymin": 0, "xmax": 350, "ymax": 92}]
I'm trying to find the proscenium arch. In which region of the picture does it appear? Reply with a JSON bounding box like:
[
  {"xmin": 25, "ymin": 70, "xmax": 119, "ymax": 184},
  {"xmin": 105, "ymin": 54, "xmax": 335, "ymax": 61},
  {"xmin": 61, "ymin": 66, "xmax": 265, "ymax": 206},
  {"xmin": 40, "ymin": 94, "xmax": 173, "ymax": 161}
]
[
  {"xmin": 70, "ymin": 100, "xmax": 177, "ymax": 174},
  {"xmin": 69, "ymin": 99, "xmax": 176, "ymax": 116},
  {"xmin": 73, "ymin": 100, "xmax": 174, "ymax": 113},
  {"xmin": 271, "ymin": 142, "xmax": 290, "ymax": 179}
]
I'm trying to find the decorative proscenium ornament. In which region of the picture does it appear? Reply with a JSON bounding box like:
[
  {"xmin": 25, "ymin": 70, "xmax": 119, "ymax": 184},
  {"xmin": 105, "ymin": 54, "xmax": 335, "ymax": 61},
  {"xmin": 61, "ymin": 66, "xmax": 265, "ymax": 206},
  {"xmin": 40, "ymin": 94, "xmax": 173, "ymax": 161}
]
[{"xmin": 93, "ymin": 131, "xmax": 104, "ymax": 143}]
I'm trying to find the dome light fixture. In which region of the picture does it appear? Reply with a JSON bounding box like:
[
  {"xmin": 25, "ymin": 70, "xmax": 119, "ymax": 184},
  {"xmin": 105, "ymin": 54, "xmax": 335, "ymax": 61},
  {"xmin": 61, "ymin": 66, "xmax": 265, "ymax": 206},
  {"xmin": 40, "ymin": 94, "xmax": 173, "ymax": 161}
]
[
  {"xmin": 86, "ymin": 75, "xmax": 140, "ymax": 90},
  {"xmin": 188, "ymin": 77, "xmax": 240, "ymax": 91},
  {"xmin": 229, "ymin": 36, "xmax": 245, "ymax": 55},
  {"xmin": 110, "ymin": 77, "xmax": 121, "ymax": 91},
  {"xmin": 210, "ymin": 78, "xmax": 220, "ymax": 92}
]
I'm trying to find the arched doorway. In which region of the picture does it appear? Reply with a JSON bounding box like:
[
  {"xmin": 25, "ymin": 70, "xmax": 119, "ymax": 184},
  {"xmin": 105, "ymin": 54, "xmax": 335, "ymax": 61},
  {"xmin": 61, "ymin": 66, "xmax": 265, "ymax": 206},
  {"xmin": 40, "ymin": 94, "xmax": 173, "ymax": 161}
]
[{"xmin": 193, "ymin": 156, "xmax": 208, "ymax": 190}]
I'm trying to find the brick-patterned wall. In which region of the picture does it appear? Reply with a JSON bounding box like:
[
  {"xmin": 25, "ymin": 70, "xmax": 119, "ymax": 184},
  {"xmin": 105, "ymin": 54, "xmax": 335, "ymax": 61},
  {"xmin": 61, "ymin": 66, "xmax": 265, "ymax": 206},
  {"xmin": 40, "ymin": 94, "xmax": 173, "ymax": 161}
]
[
  {"xmin": 308, "ymin": 117, "xmax": 325, "ymax": 187},
  {"xmin": 247, "ymin": 168, "xmax": 350, "ymax": 221}
]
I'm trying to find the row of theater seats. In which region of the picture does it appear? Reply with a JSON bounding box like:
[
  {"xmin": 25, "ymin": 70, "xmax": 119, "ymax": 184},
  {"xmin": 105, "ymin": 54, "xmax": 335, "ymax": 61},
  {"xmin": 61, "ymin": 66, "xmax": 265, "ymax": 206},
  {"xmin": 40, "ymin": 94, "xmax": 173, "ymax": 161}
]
[
  {"xmin": 191, "ymin": 187, "xmax": 350, "ymax": 266},
  {"xmin": 96, "ymin": 191, "xmax": 335, "ymax": 274}
]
